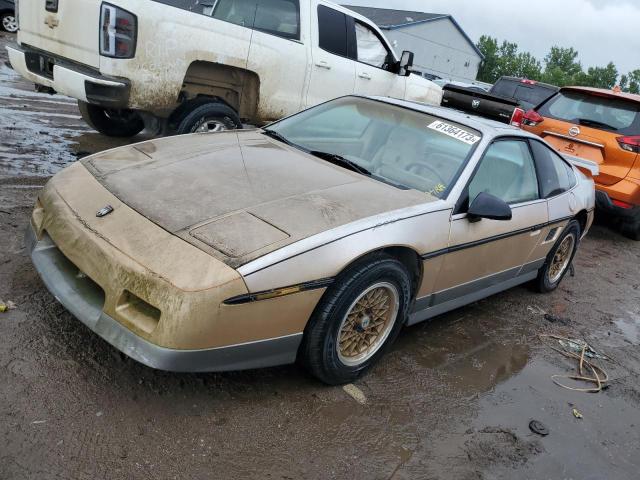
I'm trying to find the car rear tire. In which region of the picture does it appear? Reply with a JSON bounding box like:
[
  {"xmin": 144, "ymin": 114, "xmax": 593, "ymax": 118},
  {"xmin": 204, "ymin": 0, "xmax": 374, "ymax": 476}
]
[
  {"xmin": 618, "ymin": 212, "xmax": 640, "ymax": 241},
  {"xmin": 300, "ymin": 253, "xmax": 412, "ymax": 385},
  {"xmin": 78, "ymin": 101, "xmax": 145, "ymax": 137},
  {"xmin": 536, "ymin": 220, "xmax": 581, "ymax": 293},
  {"xmin": 175, "ymin": 101, "xmax": 242, "ymax": 135},
  {"xmin": 1, "ymin": 13, "xmax": 18, "ymax": 33}
]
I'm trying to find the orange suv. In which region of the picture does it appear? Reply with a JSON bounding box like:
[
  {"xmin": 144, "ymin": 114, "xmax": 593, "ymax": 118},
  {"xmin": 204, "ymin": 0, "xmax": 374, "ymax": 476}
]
[{"xmin": 522, "ymin": 87, "xmax": 640, "ymax": 239}]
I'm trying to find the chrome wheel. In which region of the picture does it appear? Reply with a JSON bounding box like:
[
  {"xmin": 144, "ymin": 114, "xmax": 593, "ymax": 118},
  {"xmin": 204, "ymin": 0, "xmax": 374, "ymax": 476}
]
[
  {"xmin": 2, "ymin": 15, "xmax": 18, "ymax": 33},
  {"xmin": 337, "ymin": 282, "xmax": 399, "ymax": 367},
  {"xmin": 548, "ymin": 234, "xmax": 575, "ymax": 284},
  {"xmin": 194, "ymin": 118, "xmax": 229, "ymax": 133}
]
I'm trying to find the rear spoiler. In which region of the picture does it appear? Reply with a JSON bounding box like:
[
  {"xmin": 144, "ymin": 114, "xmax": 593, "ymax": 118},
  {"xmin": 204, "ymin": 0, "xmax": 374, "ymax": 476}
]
[{"xmin": 561, "ymin": 153, "xmax": 600, "ymax": 177}]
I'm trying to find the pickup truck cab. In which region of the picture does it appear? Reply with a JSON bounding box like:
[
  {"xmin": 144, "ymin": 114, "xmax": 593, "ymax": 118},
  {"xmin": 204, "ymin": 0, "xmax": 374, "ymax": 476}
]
[{"xmin": 7, "ymin": 0, "xmax": 442, "ymax": 137}]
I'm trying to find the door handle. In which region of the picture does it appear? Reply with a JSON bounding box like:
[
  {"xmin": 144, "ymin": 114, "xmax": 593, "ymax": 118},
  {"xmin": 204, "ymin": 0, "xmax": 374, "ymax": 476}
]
[
  {"xmin": 358, "ymin": 72, "xmax": 372, "ymax": 80},
  {"xmin": 315, "ymin": 61, "xmax": 331, "ymax": 70}
]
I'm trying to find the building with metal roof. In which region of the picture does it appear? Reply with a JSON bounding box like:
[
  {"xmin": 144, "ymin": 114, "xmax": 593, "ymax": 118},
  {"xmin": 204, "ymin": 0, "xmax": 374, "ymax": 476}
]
[{"xmin": 344, "ymin": 5, "xmax": 483, "ymax": 83}]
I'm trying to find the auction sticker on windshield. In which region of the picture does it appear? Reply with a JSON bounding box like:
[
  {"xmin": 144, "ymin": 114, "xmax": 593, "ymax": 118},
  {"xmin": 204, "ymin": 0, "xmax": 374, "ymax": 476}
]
[{"xmin": 427, "ymin": 121, "xmax": 481, "ymax": 145}]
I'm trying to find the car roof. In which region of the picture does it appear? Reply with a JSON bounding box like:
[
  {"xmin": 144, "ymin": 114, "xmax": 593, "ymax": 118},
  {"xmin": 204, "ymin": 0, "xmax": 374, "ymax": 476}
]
[
  {"xmin": 560, "ymin": 86, "xmax": 640, "ymax": 103},
  {"xmin": 367, "ymin": 95, "xmax": 531, "ymax": 137}
]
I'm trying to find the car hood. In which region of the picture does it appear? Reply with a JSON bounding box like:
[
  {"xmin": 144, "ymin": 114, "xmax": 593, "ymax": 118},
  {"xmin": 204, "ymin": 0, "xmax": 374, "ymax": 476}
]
[{"xmin": 83, "ymin": 130, "xmax": 434, "ymax": 267}]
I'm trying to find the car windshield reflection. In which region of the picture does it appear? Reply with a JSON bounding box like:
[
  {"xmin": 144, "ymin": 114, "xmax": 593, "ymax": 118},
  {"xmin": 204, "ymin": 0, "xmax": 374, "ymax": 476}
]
[{"xmin": 265, "ymin": 97, "xmax": 482, "ymax": 198}]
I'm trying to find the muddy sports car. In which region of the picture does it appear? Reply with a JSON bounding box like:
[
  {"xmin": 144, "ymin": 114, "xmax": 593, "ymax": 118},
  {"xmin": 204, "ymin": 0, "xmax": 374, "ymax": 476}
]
[{"xmin": 28, "ymin": 96, "xmax": 596, "ymax": 384}]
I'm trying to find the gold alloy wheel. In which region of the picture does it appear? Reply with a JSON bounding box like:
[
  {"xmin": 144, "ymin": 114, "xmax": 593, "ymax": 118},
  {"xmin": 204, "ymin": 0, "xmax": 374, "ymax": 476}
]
[
  {"xmin": 548, "ymin": 234, "xmax": 575, "ymax": 284},
  {"xmin": 337, "ymin": 282, "xmax": 400, "ymax": 367}
]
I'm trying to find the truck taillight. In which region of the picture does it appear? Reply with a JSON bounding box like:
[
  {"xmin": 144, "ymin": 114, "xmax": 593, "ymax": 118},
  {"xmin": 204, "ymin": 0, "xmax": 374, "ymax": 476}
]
[
  {"xmin": 616, "ymin": 136, "xmax": 640, "ymax": 153},
  {"xmin": 510, "ymin": 108, "xmax": 525, "ymax": 128},
  {"xmin": 100, "ymin": 3, "xmax": 137, "ymax": 59},
  {"xmin": 523, "ymin": 109, "xmax": 544, "ymax": 127}
]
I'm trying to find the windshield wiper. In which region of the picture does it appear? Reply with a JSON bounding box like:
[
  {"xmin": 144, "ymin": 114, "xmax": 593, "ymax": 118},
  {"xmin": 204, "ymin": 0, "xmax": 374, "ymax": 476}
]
[
  {"xmin": 309, "ymin": 151, "xmax": 372, "ymax": 176},
  {"xmin": 576, "ymin": 118, "xmax": 618, "ymax": 131},
  {"xmin": 262, "ymin": 129, "xmax": 293, "ymax": 145}
]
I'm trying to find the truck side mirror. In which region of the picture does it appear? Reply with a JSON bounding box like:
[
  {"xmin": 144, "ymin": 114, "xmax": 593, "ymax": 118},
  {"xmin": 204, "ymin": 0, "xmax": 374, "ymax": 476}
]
[{"xmin": 399, "ymin": 51, "xmax": 414, "ymax": 77}]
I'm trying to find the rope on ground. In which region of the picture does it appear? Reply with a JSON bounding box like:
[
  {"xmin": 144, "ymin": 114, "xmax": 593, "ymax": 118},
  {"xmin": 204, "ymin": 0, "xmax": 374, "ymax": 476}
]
[{"xmin": 538, "ymin": 334, "xmax": 610, "ymax": 393}]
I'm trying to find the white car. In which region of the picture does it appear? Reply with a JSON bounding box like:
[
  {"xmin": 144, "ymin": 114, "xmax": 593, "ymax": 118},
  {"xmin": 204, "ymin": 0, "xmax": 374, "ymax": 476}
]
[{"xmin": 7, "ymin": 0, "xmax": 442, "ymax": 136}]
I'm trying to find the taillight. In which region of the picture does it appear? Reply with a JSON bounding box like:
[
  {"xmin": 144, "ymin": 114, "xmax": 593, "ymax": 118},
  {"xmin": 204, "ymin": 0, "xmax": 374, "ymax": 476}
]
[
  {"xmin": 521, "ymin": 79, "xmax": 537, "ymax": 85},
  {"xmin": 616, "ymin": 136, "xmax": 640, "ymax": 154},
  {"xmin": 612, "ymin": 199, "xmax": 633, "ymax": 209},
  {"xmin": 523, "ymin": 109, "xmax": 544, "ymax": 127},
  {"xmin": 510, "ymin": 108, "xmax": 525, "ymax": 128},
  {"xmin": 100, "ymin": 3, "xmax": 137, "ymax": 59}
]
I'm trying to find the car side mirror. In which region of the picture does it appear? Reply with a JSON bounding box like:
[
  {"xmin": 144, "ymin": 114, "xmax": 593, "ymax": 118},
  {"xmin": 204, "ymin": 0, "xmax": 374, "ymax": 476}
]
[
  {"xmin": 398, "ymin": 51, "xmax": 414, "ymax": 77},
  {"xmin": 467, "ymin": 192, "xmax": 512, "ymax": 222}
]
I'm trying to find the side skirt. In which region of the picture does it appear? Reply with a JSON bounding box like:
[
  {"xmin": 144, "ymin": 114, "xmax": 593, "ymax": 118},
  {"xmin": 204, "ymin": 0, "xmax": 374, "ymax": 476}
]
[{"xmin": 407, "ymin": 262, "xmax": 543, "ymax": 326}]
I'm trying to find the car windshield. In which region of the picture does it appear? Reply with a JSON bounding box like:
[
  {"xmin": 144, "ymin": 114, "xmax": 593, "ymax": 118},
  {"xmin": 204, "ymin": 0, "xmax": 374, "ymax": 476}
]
[
  {"xmin": 538, "ymin": 90, "xmax": 640, "ymax": 134},
  {"xmin": 264, "ymin": 97, "xmax": 482, "ymax": 198}
]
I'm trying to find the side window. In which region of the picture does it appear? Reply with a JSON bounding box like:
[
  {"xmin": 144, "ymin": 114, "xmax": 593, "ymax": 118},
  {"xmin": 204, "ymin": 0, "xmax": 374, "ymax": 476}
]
[
  {"xmin": 254, "ymin": 0, "xmax": 300, "ymax": 39},
  {"xmin": 530, "ymin": 140, "xmax": 577, "ymax": 198},
  {"xmin": 212, "ymin": 0, "xmax": 258, "ymax": 28},
  {"xmin": 468, "ymin": 140, "xmax": 539, "ymax": 206},
  {"xmin": 211, "ymin": 0, "xmax": 300, "ymax": 39},
  {"xmin": 355, "ymin": 22, "xmax": 391, "ymax": 69},
  {"xmin": 318, "ymin": 5, "xmax": 349, "ymax": 57}
]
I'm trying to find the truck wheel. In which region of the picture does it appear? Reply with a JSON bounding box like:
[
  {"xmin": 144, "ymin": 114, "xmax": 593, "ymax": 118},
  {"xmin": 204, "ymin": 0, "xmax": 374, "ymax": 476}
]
[
  {"xmin": 300, "ymin": 254, "xmax": 412, "ymax": 385},
  {"xmin": 1, "ymin": 13, "xmax": 18, "ymax": 33},
  {"xmin": 175, "ymin": 102, "xmax": 242, "ymax": 135},
  {"xmin": 78, "ymin": 101, "xmax": 145, "ymax": 138}
]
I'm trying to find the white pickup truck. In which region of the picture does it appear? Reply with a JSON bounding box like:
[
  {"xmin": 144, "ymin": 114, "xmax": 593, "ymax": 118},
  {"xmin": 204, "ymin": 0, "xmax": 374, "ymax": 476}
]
[{"xmin": 7, "ymin": 0, "xmax": 442, "ymax": 137}]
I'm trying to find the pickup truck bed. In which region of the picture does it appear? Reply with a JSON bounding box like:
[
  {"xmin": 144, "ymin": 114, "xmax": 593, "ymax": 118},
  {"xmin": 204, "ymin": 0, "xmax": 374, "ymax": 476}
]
[{"xmin": 441, "ymin": 84, "xmax": 521, "ymax": 125}]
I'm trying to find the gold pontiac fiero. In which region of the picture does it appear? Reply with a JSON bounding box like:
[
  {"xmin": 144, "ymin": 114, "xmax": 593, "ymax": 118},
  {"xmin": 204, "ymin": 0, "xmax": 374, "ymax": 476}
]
[{"xmin": 28, "ymin": 96, "xmax": 596, "ymax": 384}]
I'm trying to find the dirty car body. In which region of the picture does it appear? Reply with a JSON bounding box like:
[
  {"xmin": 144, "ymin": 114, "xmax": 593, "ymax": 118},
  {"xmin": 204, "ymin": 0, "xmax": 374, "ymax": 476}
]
[{"xmin": 28, "ymin": 96, "xmax": 595, "ymax": 383}]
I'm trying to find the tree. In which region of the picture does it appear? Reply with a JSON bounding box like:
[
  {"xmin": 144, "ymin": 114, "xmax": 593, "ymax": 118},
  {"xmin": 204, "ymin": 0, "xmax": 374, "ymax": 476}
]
[
  {"xmin": 541, "ymin": 47, "xmax": 583, "ymax": 86},
  {"xmin": 627, "ymin": 70, "xmax": 640, "ymax": 94},
  {"xmin": 476, "ymin": 35, "xmax": 499, "ymax": 83},
  {"xmin": 476, "ymin": 36, "xmax": 542, "ymax": 83},
  {"xmin": 620, "ymin": 74, "xmax": 629, "ymax": 91},
  {"xmin": 579, "ymin": 62, "xmax": 618, "ymax": 89}
]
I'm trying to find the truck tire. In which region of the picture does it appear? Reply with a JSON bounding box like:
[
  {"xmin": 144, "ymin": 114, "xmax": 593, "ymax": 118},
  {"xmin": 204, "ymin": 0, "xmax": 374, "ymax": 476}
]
[
  {"xmin": 78, "ymin": 101, "xmax": 145, "ymax": 138},
  {"xmin": 175, "ymin": 101, "xmax": 242, "ymax": 135}
]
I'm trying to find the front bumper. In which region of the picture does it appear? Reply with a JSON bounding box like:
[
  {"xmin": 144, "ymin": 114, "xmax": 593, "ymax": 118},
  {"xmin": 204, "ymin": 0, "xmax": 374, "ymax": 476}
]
[
  {"xmin": 7, "ymin": 43, "xmax": 131, "ymax": 108},
  {"xmin": 27, "ymin": 226, "xmax": 302, "ymax": 372}
]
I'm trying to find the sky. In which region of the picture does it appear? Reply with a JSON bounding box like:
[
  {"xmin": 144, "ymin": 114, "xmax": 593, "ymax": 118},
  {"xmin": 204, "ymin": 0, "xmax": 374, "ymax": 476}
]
[{"xmin": 342, "ymin": 0, "xmax": 640, "ymax": 77}]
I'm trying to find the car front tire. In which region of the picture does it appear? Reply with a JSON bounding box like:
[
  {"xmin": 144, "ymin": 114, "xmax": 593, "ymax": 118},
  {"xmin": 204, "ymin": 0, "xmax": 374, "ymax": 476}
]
[
  {"xmin": 300, "ymin": 254, "xmax": 412, "ymax": 385},
  {"xmin": 536, "ymin": 219, "xmax": 581, "ymax": 293},
  {"xmin": 78, "ymin": 101, "xmax": 145, "ymax": 137}
]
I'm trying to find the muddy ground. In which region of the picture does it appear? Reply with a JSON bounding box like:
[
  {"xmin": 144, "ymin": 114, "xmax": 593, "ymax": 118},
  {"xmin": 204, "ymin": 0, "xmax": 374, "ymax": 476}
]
[{"xmin": 1, "ymin": 33, "xmax": 639, "ymax": 480}]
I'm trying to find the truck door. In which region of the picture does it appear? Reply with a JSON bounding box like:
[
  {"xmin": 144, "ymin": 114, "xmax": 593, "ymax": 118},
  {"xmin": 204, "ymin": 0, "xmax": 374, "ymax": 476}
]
[
  {"xmin": 306, "ymin": 3, "xmax": 356, "ymax": 108},
  {"xmin": 352, "ymin": 20, "xmax": 406, "ymax": 99},
  {"xmin": 247, "ymin": 0, "xmax": 309, "ymax": 121}
]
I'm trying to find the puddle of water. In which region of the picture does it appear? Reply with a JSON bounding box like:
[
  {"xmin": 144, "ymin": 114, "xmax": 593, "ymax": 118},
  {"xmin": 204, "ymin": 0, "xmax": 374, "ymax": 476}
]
[
  {"xmin": 391, "ymin": 310, "xmax": 531, "ymax": 396},
  {"xmin": 614, "ymin": 312, "xmax": 640, "ymax": 344}
]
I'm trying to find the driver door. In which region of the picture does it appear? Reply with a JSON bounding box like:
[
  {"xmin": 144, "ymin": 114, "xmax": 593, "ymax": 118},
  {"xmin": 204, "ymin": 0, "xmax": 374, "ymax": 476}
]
[{"xmin": 433, "ymin": 139, "xmax": 549, "ymax": 300}]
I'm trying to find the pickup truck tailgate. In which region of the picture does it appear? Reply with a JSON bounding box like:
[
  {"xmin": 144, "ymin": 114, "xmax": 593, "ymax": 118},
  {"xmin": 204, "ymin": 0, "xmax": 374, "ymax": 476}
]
[{"xmin": 18, "ymin": 0, "xmax": 100, "ymax": 68}]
